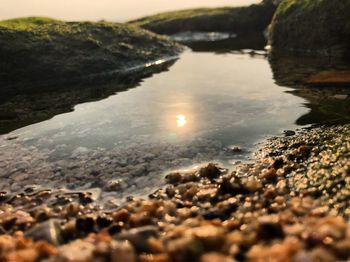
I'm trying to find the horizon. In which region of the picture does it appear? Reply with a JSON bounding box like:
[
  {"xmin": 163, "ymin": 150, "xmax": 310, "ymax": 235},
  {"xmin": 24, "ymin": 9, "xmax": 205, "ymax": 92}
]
[{"xmin": 0, "ymin": 0, "xmax": 260, "ymax": 22}]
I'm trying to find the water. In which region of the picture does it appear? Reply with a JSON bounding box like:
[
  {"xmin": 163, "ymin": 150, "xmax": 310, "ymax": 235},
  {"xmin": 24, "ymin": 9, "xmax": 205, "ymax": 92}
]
[
  {"xmin": 0, "ymin": 50, "xmax": 313, "ymax": 200},
  {"xmin": 2, "ymin": 47, "xmax": 349, "ymax": 202},
  {"xmin": 0, "ymin": 0, "xmax": 260, "ymax": 22},
  {"xmin": 12, "ymin": 52, "xmax": 307, "ymax": 151}
]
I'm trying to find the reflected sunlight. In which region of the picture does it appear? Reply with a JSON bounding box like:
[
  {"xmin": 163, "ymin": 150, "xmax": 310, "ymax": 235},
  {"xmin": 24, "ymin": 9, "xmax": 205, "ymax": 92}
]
[{"xmin": 176, "ymin": 114, "xmax": 187, "ymax": 128}]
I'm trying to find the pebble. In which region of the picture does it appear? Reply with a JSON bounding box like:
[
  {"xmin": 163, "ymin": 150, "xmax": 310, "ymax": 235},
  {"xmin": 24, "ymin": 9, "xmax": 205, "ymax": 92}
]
[
  {"xmin": 25, "ymin": 219, "xmax": 63, "ymax": 246},
  {"xmin": 115, "ymin": 226, "xmax": 159, "ymax": 253},
  {"xmin": 0, "ymin": 125, "xmax": 348, "ymax": 261}
]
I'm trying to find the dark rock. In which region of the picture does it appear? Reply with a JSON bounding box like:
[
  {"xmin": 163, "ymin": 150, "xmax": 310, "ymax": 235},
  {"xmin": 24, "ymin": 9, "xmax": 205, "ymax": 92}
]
[
  {"xmin": 25, "ymin": 219, "xmax": 64, "ymax": 245},
  {"xmin": 0, "ymin": 18, "xmax": 183, "ymax": 92},
  {"xmin": 218, "ymin": 177, "xmax": 247, "ymax": 196},
  {"xmin": 165, "ymin": 172, "xmax": 182, "ymax": 184},
  {"xmin": 199, "ymin": 163, "xmax": 221, "ymax": 180},
  {"xmin": 76, "ymin": 217, "xmax": 95, "ymax": 235},
  {"xmin": 272, "ymin": 158, "xmax": 285, "ymax": 170},
  {"xmin": 130, "ymin": 2, "xmax": 278, "ymax": 36},
  {"xmin": 284, "ymin": 130, "xmax": 296, "ymax": 137},
  {"xmin": 108, "ymin": 223, "xmax": 124, "ymax": 235},
  {"xmin": 115, "ymin": 226, "xmax": 159, "ymax": 253},
  {"xmin": 257, "ymin": 219, "xmax": 285, "ymax": 241},
  {"xmin": 96, "ymin": 216, "xmax": 113, "ymax": 229},
  {"xmin": 269, "ymin": 0, "xmax": 350, "ymax": 58}
]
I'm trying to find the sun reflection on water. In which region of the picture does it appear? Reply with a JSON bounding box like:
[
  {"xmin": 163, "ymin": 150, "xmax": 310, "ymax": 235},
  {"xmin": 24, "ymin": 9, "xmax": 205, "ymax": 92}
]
[{"xmin": 176, "ymin": 114, "xmax": 187, "ymax": 128}]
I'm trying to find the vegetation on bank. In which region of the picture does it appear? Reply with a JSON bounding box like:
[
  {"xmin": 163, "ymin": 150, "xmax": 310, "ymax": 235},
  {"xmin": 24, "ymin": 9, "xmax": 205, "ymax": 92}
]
[
  {"xmin": 269, "ymin": 0, "xmax": 350, "ymax": 57},
  {"xmin": 128, "ymin": 2, "xmax": 277, "ymax": 35},
  {"xmin": 0, "ymin": 17, "xmax": 182, "ymax": 91}
]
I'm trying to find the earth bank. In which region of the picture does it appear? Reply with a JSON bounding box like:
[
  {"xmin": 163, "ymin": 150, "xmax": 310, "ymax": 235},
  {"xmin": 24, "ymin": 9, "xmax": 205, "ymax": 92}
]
[
  {"xmin": 269, "ymin": 0, "xmax": 350, "ymax": 58},
  {"xmin": 128, "ymin": 1, "xmax": 278, "ymax": 36},
  {"xmin": 0, "ymin": 17, "xmax": 182, "ymax": 94}
]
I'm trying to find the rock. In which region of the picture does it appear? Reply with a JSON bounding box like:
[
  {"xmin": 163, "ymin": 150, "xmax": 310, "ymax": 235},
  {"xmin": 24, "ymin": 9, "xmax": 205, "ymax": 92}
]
[
  {"xmin": 187, "ymin": 226, "xmax": 225, "ymax": 249},
  {"xmin": 269, "ymin": 0, "xmax": 350, "ymax": 58},
  {"xmin": 166, "ymin": 237, "xmax": 204, "ymax": 262},
  {"xmin": 218, "ymin": 177, "xmax": 247, "ymax": 196},
  {"xmin": 0, "ymin": 17, "xmax": 183, "ymax": 92},
  {"xmin": 243, "ymin": 179, "xmax": 263, "ymax": 193},
  {"xmin": 115, "ymin": 226, "xmax": 159, "ymax": 253},
  {"xmin": 199, "ymin": 164, "xmax": 221, "ymax": 180},
  {"xmin": 71, "ymin": 147, "xmax": 90, "ymax": 158},
  {"xmin": 229, "ymin": 146, "xmax": 242, "ymax": 153},
  {"xmin": 25, "ymin": 219, "xmax": 63, "ymax": 245},
  {"xmin": 105, "ymin": 179, "xmax": 125, "ymax": 191},
  {"xmin": 129, "ymin": 2, "xmax": 277, "ymax": 36},
  {"xmin": 75, "ymin": 217, "xmax": 95, "ymax": 235},
  {"xmin": 56, "ymin": 239, "xmax": 95, "ymax": 261},
  {"xmin": 14, "ymin": 161, "xmax": 30, "ymax": 171},
  {"xmin": 165, "ymin": 172, "xmax": 182, "ymax": 184},
  {"xmin": 283, "ymin": 130, "xmax": 296, "ymax": 137},
  {"xmin": 247, "ymin": 237, "xmax": 301, "ymax": 262},
  {"xmin": 110, "ymin": 240, "xmax": 137, "ymax": 262},
  {"xmin": 257, "ymin": 216, "xmax": 285, "ymax": 241},
  {"xmin": 200, "ymin": 253, "xmax": 234, "ymax": 262}
]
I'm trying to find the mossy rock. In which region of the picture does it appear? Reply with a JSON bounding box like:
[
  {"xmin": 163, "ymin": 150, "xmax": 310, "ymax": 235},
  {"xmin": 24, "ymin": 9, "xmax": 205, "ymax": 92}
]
[
  {"xmin": 0, "ymin": 17, "xmax": 182, "ymax": 92},
  {"xmin": 128, "ymin": 2, "xmax": 277, "ymax": 36},
  {"xmin": 269, "ymin": 0, "xmax": 350, "ymax": 58}
]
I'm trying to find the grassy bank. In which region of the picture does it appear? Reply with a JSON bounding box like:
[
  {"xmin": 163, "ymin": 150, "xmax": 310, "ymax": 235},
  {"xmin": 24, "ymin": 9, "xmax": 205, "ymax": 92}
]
[
  {"xmin": 129, "ymin": 2, "xmax": 277, "ymax": 36},
  {"xmin": 269, "ymin": 0, "xmax": 350, "ymax": 57},
  {"xmin": 0, "ymin": 17, "xmax": 182, "ymax": 93}
]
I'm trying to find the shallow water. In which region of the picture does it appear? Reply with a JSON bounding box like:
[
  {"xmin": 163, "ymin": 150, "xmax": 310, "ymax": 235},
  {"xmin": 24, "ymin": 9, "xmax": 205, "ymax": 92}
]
[
  {"xmin": 0, "ymin": 51, "xmax": 314, "ymax": 201},
  {"xmin": 2, "ymin": 48, "xmax": 350, "ymax": 202},
  {"xmin": 12, "ymin": 52, "xmax": 307, "ymax": 153}
]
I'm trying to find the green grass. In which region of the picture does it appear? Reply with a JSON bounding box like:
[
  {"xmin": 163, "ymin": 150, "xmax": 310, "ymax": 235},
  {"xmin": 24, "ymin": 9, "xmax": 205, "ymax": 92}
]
[
  {"xmin": 129, "ymin": 8, "xmax": 233, "ymax": 27},
  {"xmin": 0, "ymin": 17, "xmax": 61, "ymax": 29}
]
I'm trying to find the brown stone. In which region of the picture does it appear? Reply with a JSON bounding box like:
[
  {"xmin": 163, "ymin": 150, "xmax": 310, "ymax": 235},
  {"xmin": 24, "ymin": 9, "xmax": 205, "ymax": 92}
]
[{"xmin": 306, "ymin": 70, "xmax": 350, "ymax": 86}]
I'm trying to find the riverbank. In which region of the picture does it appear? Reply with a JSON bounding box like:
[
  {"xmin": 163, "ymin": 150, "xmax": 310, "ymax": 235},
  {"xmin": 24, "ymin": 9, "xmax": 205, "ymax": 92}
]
[
  {"xmin": 128, "ymin": 1, "xmax": 277, "ymax": 38},
  {"xmin": 0, "ymin": 124, "xmax": 349, "ymax": 261},
  {"xmin": 0, "ymin": 17, "xmax": 182, "ymax": 95}
]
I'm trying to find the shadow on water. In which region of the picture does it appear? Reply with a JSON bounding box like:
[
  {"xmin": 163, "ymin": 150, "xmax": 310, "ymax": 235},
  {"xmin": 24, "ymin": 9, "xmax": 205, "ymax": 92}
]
[
  {"xmin": 184, "ymin": 33, "xmax": 267, "ymax": 53},
  {"xmin": 269, "ymin": 51, "xmax": 350, "ymax": 125},
  {"xmin": 0, "ymin": 58, "xmax": 178, "ymax": 134}
]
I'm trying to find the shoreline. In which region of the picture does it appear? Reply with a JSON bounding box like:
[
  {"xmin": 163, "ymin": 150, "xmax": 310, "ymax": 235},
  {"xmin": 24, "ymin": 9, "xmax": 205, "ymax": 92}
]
[{"xmin": 0, "ymin": 124, "xmax": 349, "ymax": 261}]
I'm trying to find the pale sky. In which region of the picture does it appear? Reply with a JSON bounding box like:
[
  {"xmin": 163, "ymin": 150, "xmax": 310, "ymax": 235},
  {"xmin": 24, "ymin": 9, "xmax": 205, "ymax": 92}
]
[{"xmin": 0, "ymin": 0, "xmax": 260, "ymax": 22}]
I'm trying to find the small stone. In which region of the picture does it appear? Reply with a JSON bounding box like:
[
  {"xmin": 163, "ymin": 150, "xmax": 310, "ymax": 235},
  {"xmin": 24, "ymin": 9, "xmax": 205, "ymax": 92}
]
[
  {"xmin": 57, "ymin": 239, "xmax": 95, "ymax": 261},
  {"xmin": 218, "ymin": 177, "xmax": 247, "ymax": 195},
  {"xmin": 25, "ymin": 219, "xmax": 63, "ymax": 246},
  {"xmin": 257, "ymin": 216, "xmax": 285, "ymax": 241},
  {"xmin": 165, "ymin": 173, "xmax": 182, "ymax": 184},
  {"xmin": 115, "ymin": 226, "xmax": 159, "ymax": 253},
  {"xmin": 199, "ymin": 164, "xmax": 221, "ymax": 179},
  {"xmin": 244, "ymin": 180, "xmax": 263, "ymax": 193},
  {"xmin": 166, "ymin": 237, "xmax": 204, "ymax": 262},
  {"xmin": 110, "ymin": 240, "xmax": 136, "ymax": 262},
  {"xmin": 188, "ymin": 226, "xmax": 225, "ymax": 249},
  {"xmin": 200, "ymin": 253, "xmax": 234, "ymax": 262},
  {"xmin": 284, "ymin": 130, "xmax": 296, "ymax": 137}
]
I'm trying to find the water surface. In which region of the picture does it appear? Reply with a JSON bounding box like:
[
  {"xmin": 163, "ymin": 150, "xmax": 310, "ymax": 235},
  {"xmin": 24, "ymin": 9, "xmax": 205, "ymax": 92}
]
[
  {"xmin": 13, "ymin": 52, "xmax": 307, "ymax": 152},
  {"xmin": 0, "ymin": 51, "xmax": 311, "ymax": 200}
]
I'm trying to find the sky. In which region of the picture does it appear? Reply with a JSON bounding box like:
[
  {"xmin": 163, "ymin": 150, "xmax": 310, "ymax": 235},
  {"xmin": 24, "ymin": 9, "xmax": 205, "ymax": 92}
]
[{"xmin": 0, "ymin": 0, "xmax": 260, "ymax": 22}]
